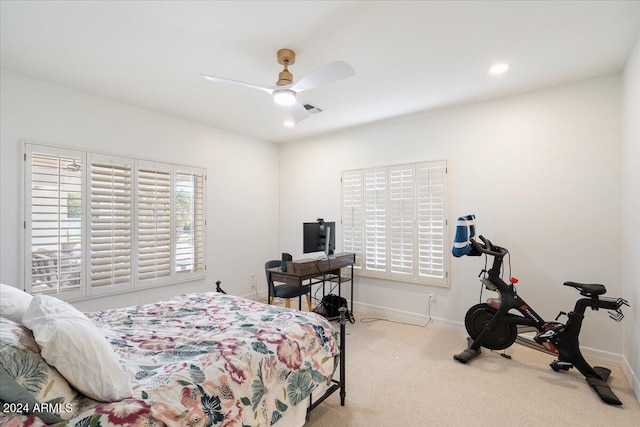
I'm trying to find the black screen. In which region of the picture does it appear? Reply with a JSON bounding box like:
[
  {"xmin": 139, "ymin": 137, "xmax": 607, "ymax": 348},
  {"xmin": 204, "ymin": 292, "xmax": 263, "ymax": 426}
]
[{"xmin": 303, "ymin": 222, "xmax": 335, "ymax": 254}]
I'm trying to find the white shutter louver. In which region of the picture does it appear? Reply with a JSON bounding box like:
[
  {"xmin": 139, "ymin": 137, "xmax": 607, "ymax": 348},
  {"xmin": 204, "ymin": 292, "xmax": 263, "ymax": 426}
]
[
  {"xmin": 416, "ymin": 161, "xmax": 447, "ymax": 284},
  {"xmin": 175, "ymin": 169, "xmax": 205, "ymax": 276},
  {"xmin": 364, "ymin": 168, "xmax": 387, "ymax": 276},
  {"xmin": 89, "ymin": 156, "xmax": 132, "ymax": 292},
  {"xmin": 341, "ymin": 170, "xmax": 364, "ymax": 269},
  {"xmin": 137, "ymin": 164, "xmax": 171, "ymax": 284},
  {"xmin": 29, "ymin": 150, "xmax": 83, "ymax": 297},
  {"xmin": 389, "ymin": 165, "xmax": 415, "ymax": 279}
]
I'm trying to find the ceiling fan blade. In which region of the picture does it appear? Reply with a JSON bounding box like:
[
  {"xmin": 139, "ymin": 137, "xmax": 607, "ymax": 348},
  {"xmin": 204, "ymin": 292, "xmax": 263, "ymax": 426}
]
[
  {"xmin": 290, "ymin": 102, "xmax": 310, "ymax": 123},
  {"xmin": 290, "ymin": 61, "xmax": 355, "ymax": 93},
  {"xmin": 201, "ymin": 74, "xmax": 275, "ymax": 95}
]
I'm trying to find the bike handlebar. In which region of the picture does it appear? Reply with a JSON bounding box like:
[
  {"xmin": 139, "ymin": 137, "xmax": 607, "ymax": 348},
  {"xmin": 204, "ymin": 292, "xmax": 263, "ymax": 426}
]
[{"xmin": 470, "ymin": 235, "xmax": 509, "ymax": 258}]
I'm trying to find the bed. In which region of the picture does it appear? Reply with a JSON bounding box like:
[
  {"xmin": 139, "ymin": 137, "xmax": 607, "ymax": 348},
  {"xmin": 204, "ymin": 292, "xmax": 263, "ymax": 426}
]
[{"xmin": 0, "ymin": 289, "xmax": 346, "ymax": 427}]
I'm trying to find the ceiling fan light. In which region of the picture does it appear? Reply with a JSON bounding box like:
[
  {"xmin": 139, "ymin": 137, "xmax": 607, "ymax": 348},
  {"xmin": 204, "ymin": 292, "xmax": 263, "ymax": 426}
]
[
  {"xmin": 273, "ymin": 90, "xmax": 296, "ymax": 106},
  {"xmin": 489, "ymin": 63, "xmax": 509, "ymax": 75}
]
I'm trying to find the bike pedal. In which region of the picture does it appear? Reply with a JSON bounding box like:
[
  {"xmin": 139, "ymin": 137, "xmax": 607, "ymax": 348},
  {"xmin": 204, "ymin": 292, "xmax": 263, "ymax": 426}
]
[
  {"xmin": 550, "ymin": 360, "xmax": 573, "ymax": 371},
  {"xmin": 534, "ymin": 322, "xmax": 564, "ymax": 343}
]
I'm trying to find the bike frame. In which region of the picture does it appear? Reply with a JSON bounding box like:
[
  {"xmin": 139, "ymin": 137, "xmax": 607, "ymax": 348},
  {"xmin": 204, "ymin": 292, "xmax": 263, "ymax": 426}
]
[
  {"xmin": 466, "ymin": 252, "xmax": 546, "ymax": 353},
  {"xmin": 454, "ymin": 235, "xmax": 629, "ymax": 405}
]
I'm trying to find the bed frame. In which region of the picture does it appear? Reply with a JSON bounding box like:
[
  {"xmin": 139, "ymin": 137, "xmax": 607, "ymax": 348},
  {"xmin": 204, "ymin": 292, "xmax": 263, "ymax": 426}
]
[{"xmin": 307, "ymin": 306, "xmax": 347, "ymax": 417}]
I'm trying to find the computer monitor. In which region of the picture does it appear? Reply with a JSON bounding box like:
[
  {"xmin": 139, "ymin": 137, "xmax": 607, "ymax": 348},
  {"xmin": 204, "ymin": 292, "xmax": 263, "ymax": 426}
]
[{"xmin": 303, "ymin": 220, "xmax": 335, "ymax": 256}]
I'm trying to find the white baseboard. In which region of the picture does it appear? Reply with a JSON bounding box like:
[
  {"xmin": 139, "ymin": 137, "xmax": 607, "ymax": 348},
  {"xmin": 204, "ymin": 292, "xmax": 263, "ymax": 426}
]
[
  {"xmin": 579, "ymin": 346, "xmax": 625, "ymax": 367},
  {"xmin": 239, "ymin": 290, "xmax": 269, "ymax": 303},
  {"xmin": 353, "ymin": 300, "xmax": 464, "ymax": 331},
  {"xmin": 622, "ymin": 355, "xmax": 640, "ymax": 404}
]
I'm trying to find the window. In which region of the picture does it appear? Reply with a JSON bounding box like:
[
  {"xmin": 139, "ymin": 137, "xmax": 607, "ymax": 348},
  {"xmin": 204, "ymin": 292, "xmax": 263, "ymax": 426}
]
[
  {"xmin": 24, "ymin": 143, "xmax": 206, "ymax": 299},
  {"xmin": 174, "ymin": 168, "xmax": 205, "ymax": 277},
  {"xmin": 341, "ymin": 160, "xmax": 448, "ymax": 287},
  {"xmin": 28, "ymin": 146, "xmax": 84, "ymax": 299}
]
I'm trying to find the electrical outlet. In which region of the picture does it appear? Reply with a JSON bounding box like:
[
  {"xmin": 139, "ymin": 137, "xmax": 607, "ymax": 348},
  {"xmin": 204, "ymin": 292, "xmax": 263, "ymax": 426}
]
[
  {"xmin": 250, "ymin": 273, "xmax": 256, "ymax": 289},
  {"xmin": 429, "ymin": 293, "xmax": 435, "ymax": 303}
]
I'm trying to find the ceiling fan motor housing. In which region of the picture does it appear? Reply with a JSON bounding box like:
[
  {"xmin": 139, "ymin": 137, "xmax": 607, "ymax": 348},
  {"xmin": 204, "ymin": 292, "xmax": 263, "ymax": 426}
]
[
  {"xmin": 277, "ymin": 48, "xmax": 295, "ymax": 86},
  {"xmin": 278, "ymin": 69, "xmax": 293, "ymax": 86}
]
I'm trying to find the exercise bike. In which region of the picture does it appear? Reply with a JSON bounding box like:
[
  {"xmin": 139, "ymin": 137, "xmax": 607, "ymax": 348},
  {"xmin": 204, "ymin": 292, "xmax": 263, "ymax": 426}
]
[{"xmin": 453, "ymin": 234, "xmax": 629, "ymax": 405}]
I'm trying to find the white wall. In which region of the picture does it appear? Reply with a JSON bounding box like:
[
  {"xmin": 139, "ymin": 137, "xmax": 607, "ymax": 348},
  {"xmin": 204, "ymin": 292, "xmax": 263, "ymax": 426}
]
[
  {"xmin": 622, "ymin": 38, "xmax": 640, "ymax": 398},
  {"xmin": 0, "ymin": 70, "xmax": 279, "ymax": 312},
  {"xmin": 0, "ymin": 68, "xmax": 631, "ymax": 363},
  {"xmin": 280, "ymin": 74, "xmax": 624, "ymax": 354}
]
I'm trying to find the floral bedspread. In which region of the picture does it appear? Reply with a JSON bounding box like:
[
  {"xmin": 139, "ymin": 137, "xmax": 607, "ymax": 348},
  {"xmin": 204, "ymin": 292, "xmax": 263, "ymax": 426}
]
[{"xmin": 5, "ymin": 293, "xmax": 340, "ymax": 427}]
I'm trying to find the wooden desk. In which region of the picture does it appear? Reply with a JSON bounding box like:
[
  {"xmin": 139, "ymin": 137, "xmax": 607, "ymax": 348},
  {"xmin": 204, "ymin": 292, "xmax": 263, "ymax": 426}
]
[{"xmin": 267, "ymin": 252, "xmax": 355, "ymax": 313}]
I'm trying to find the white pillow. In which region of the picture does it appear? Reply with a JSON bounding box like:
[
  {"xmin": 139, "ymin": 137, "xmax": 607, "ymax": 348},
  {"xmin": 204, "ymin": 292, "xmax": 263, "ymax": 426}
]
[
  {"xmin": 0, "ymin": 284, "xmax": 33, "ymax": 323},
  {"xmin": 22, "ymin": 295, "xmax": 133, "ymax": 402}
]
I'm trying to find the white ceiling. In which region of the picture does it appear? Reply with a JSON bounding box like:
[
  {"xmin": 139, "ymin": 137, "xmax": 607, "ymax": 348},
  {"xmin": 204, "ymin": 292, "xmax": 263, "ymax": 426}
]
[{"xmin": 1, "ymin": 1, "xmax": 639, "ymax": 143}]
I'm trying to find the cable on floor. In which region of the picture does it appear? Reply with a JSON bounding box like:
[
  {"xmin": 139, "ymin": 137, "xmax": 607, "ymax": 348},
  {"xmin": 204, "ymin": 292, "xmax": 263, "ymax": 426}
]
[{"xmin": 358, "ymin": 295, "xmax": 434, "ymax": 328}]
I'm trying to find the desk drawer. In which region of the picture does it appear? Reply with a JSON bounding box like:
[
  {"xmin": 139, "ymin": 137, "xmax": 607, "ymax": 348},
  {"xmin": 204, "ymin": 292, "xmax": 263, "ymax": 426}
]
[
  {"xmin": 271, "ymin": 273, "xmax": 300, "ymax": 286},
  {"xmin": 289, "ymin": 253, "xmax": 355, "ymax": 276}
]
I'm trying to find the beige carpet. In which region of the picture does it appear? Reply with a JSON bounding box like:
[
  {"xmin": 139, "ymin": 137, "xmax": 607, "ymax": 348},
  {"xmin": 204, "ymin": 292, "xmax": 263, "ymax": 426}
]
[{"xmin": 305, "ymin": 316, "xmax": 640, "ymax": 427}]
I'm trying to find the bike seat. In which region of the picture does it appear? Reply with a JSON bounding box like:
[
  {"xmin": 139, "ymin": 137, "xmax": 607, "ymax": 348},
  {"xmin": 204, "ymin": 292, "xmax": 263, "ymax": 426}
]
[{"xmin": 563, "ymin": 281, "xmax": 606, "ymax": 296}]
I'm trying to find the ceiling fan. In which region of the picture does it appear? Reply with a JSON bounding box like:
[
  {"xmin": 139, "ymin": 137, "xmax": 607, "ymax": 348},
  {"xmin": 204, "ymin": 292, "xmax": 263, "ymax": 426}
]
[{"xmin": 201, "ymin": 49, "xmax": 355, "ymax": 125}]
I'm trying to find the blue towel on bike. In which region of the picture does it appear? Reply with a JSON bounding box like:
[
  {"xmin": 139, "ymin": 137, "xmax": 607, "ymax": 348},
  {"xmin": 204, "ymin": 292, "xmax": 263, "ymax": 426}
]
[{"xmin": 452, "ymin": 214, "xmax": 476, "ymax": 257}]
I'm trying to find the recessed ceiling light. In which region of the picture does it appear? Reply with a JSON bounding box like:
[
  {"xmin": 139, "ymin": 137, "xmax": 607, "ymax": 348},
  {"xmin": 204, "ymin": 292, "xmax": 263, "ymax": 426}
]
[
  {"xmin": 283, "ymin": 120, "xmax": 295, "ymax": 128},
  {"xmin": 489, "ymin": 63, "xmax": 509, "ymax": 75}
]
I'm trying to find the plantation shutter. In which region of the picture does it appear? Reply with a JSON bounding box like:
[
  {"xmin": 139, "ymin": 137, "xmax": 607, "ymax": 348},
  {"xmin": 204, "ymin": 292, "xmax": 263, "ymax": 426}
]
[
  {"xmin": 25, "ymin": 143, "xmax": 208, "ymax": 300},
  {"xmin": 89, "ymin": 154, "xmax": 132, "ymax": 294},
  {"xmin": 341, "ymin": 170, "xmax": 364, "ymax": 269},
  {"xmin": 137, "ymin": 161, "xmax": 171, "ymax": 286},
  {"xmin": 364, "ymin": 168, "xmax": 387, "ymax": 277},
  {"xmin": 416, "ymin": 160, "xmax": 447, "ymax": 285},
  {"xmin": 341, "ymin": 160, "xmax": 448, "ymax": 287},
  {"xmin": 175, "ymin": 168, "xmax": 206, "ymax": 277},
  {"xmin": 389, "ymin": 164, "xmax": 415, "ymax": 280},
  {"xmin": 27, "ymin": 146, "xmax": 84, "ymax": 299}
]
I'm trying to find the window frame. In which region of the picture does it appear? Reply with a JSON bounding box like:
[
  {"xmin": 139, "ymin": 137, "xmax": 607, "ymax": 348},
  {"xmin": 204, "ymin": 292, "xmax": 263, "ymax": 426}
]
[
  {"xmin": 22, "ymin": 142, "xmax": 207, "ymax": 300},
  {"xmin": 341, "ymin": 159, "xmax": 449, "ymax": 287}
]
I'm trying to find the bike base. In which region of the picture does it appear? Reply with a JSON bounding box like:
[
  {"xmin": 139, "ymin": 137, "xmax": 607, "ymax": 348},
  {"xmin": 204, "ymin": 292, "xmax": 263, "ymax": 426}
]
[
  {"xmin": 586, "ymin": 366, "xmax": 622, "ymax": 405},
  {"xmin": 453, "ymin": 347, "xmax": 481, "ymax": 364}
]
